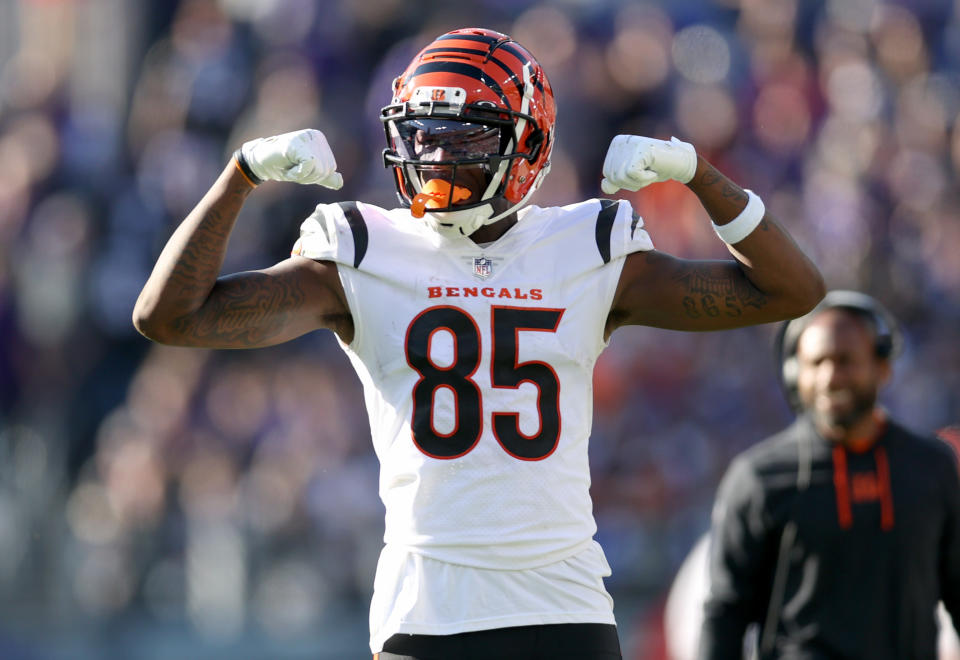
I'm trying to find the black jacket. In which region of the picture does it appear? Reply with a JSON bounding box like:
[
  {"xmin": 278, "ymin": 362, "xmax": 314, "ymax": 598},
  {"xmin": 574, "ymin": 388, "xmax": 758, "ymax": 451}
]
[{"xmin": 699, "ymin": 415, "xmax": 960, "ymax": 660}]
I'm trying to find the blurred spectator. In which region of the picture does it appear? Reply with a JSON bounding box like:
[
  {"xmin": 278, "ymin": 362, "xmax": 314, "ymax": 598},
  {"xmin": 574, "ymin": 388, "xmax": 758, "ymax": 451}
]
[{"xmin": 700, "ymin": 292, "xmax": 960, "ymax": 659}]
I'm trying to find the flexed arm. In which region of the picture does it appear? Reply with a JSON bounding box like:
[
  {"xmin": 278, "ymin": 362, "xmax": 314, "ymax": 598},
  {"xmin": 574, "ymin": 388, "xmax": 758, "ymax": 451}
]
[
  {"xmin": 133, "ymin": 129, "xmax": 352, "ymax": 348},
  {"xmin": 602, "ymin": 136, "xmax": 825, "ymax": 334}
]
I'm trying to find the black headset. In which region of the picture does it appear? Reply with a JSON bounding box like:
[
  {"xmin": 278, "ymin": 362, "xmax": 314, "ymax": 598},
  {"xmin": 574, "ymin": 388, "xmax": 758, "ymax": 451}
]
[{"xmin": 774, "ymin": 290, "xmax": 903, "ymax": 412}]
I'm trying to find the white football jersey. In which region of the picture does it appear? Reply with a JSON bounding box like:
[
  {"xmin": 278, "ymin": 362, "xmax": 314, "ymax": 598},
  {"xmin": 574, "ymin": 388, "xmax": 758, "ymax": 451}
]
[{"xmin": 292, "ymin": 199, "xmax": 653, "ymax": 571}]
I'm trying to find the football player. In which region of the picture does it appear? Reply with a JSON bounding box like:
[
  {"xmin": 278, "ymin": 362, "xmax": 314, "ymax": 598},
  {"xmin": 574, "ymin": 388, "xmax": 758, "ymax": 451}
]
[{"xmin": 133, "ymin": 28, "xmax": 825, "ymax": 660}]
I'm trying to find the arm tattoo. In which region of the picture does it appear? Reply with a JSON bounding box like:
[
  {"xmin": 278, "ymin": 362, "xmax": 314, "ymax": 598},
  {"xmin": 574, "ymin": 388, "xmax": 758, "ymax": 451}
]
[
  {"xmin": 172, "ymin": 272, "xmax": 307, "ymax": 346},
  {"xmin": 163, "ymin": 180, "xmax": 252, "ymax": 313},
  {"xmin": 699, "ymin": 170, "xmax": 721, "ymax": 186},
  {"xmin": 676, "ymin": 266, "xmax": 767, "ymax": 319},
  {"xmin": 697, "ymin": 168, "xmax": 748, "ymax": 205},
  {"xmin": 169, "ymin": 209, "xmax": 232, "ymax": 297},
  {"xmin": 721, "ymin": 184, "xmax": 748, "ymax": 204}
]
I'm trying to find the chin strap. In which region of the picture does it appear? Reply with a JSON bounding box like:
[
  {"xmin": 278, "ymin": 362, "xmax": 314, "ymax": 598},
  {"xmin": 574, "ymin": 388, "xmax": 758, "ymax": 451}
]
[
  {"xmin": 426, "ymin": 159, "xmax": 549, "ymax": 235},
  {"xmin": 425, "ymin": 204, "xmax": 494, "ymax": 237}
]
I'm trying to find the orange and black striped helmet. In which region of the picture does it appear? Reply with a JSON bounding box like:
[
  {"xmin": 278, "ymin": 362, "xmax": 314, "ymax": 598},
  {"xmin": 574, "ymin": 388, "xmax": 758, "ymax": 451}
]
[{"xmin": 381, "ymin": 28, "xmax": 556, "ymax": 233}]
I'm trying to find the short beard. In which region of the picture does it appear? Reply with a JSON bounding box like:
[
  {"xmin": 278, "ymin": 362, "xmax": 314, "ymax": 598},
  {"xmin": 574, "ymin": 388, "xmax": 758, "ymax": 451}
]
[{"xmin": 808, "ymin": 387, "xmax": 877, "ymax": 434}]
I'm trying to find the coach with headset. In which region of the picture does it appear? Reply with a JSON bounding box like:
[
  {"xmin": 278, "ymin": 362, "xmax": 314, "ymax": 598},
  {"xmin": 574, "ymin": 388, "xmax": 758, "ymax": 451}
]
[{"xmin": 698, "ymin": 291, "xmax": 960, "ymax": 660}]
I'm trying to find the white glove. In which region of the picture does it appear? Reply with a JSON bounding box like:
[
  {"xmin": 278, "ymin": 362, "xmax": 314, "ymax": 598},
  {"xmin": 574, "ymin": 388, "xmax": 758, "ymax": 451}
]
[
  {"xmin": 600, "ymin": 135, "xmax": 697, "ymax": 194},
  {"xmin": 239, "ymin": 129, "xmax": 343, "ymax": 189}
]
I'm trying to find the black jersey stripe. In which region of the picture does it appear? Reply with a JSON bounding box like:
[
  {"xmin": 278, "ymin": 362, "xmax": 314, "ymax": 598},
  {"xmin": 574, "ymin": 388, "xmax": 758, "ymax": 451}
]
[
  {"xmin": 412, "ymin": 61, "xmax": 509, "ymax": 108},
  {"xmin": 337, "ymin": 202, "xmax": 368, "ymax": 268},
  {"xmin": 595, "ymin": 199, "xmax": 619, "ymax": 265},
  {"xmin": 630, "ymin": 211, "xmax": 641, "ymax": 240}
]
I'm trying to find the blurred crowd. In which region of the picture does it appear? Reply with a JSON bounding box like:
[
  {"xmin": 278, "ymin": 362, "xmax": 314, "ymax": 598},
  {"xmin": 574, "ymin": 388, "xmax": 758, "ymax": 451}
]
[{"xmin": 1, "ymin": 0, "xmax": 959, "ymax": 658}]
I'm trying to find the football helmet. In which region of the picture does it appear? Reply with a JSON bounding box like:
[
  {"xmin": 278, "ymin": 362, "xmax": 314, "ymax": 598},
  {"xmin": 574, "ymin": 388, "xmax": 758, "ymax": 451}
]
[{"xmin": 381, "ymin": 28, "xmax": 557, "ymax": 237}]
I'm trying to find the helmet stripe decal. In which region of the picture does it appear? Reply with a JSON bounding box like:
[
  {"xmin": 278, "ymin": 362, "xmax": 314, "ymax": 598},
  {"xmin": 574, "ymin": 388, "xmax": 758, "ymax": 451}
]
[
  {"xmin": 487, "ymin": 57, "xmax": 525, "ymax": 99},
  {"xmin": 433, "ymin": 34, "xmax": 544, "ymax": 94},
  {"xmin": 435, "ymin": 33, "xmax": 502, "ymax": 45},
  {"xmin": 496, "ymin": 44, "xmax": 546, "ymax": 94},
  {"xmin": 419, "ymin": 47, "xmax": 526, "ymax": 100},
  {"xmin": 411, "ymin": 61, "xmax": 510, "ymax": 108},
  {"xmin": 422, "ymin": 46, "xmax": 488, "ymax": 57}
]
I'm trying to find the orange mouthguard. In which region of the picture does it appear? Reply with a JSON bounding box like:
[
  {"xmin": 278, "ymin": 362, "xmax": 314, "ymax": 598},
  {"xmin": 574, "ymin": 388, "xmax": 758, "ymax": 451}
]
[{"xmin": 410, "ymin": 179, "xmax": 472, "ymax": 218}]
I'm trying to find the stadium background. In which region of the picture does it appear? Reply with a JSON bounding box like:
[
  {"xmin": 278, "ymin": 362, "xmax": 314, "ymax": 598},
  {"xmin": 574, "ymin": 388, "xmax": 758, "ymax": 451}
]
[{"xmin": 0, "ymin": 0, "xmax": 958, "ymax": 657}]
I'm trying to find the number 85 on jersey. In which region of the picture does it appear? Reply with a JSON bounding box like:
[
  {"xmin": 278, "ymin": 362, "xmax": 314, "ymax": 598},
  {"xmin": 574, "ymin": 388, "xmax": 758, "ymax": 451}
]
[{"xmin": 404, "ymin": 304, "xmax": 565, "ymax": 461}]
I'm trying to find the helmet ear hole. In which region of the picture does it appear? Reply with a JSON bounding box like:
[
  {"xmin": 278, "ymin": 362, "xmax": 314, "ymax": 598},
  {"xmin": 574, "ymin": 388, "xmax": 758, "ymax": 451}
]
[{"xmin": 525, "ymin": 127, "xmax": 544, "ymax": 161}]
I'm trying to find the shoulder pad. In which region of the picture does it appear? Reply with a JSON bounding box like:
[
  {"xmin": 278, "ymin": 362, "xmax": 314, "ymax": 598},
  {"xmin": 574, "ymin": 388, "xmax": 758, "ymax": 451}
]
[
  {"xmin": 292, "ymin": 202, "xmax": 368, "ymax": 269},
  {"xmin": 594, "ymin": 199, "xmax": 654, "ymax": 264}
]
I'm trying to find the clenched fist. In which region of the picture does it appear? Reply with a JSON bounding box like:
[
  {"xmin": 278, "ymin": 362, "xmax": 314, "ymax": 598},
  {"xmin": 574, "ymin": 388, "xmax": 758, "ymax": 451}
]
[
  {"xmin": 600, "ymin": 135, "xmax": 697, "ymax": 194},
  {"xmin": 238, "ymin": 129, "xmax": 343, "ymax": 189}
]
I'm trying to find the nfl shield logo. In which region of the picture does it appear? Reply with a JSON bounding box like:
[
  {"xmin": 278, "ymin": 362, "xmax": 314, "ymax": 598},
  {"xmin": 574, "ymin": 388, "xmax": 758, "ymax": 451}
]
[{"xmin": 473, "ymin": 257, "xmax": 493, "ymax": 279}]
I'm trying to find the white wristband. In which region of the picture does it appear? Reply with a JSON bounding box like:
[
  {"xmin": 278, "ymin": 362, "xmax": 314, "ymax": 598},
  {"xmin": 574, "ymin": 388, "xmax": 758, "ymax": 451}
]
[{"xmin": 712, "ymin": 189, "xmax": 765, "ymax": 244}]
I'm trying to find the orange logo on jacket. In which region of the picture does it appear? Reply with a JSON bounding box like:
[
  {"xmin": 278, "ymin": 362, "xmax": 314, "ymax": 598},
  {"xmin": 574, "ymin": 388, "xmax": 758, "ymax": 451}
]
[{"xmin": 851, "ymin": 472, "xmax": 881, "ymax": 502}]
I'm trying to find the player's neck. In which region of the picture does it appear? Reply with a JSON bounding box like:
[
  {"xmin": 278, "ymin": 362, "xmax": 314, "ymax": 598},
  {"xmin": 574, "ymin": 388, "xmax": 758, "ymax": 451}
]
[{"xmin": 469, "ymin": 214, "xmax": 517, "ymax": 245}]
